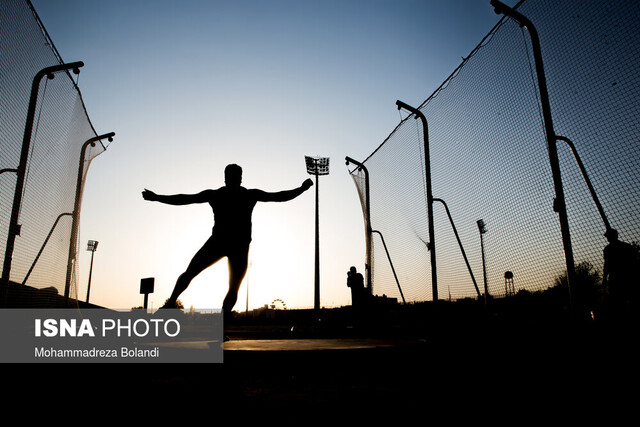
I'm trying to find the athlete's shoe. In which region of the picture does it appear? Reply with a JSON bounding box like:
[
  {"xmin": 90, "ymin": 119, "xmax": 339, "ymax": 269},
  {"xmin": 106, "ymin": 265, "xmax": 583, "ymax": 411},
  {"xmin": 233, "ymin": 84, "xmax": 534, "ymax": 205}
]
[{"xmin": 159, "ymin": 300, "xmax": 178, "ymax": 309}]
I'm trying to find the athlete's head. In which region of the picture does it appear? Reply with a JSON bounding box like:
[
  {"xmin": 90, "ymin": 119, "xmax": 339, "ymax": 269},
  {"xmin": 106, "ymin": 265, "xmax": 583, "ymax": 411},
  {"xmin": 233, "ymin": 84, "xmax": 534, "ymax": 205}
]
[
  {"xmin": 604, "ymin": 228, "xmax": 618, "ymax": 242},
  {"xmin": 225, "ymin": 164, "xmax": 243, "ymax": 187}
]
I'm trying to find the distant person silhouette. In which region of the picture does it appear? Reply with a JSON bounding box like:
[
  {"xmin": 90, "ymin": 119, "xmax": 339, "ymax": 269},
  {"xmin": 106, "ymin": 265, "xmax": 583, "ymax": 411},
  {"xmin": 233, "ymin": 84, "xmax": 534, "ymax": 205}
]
[
  {"xmin": 142, "ymin": 164, "xmax": 313, "ymax": 317},
  {"xmin": 347, "ymin": 266, "xmax": 365, "ymax": 307},
  {"xmin": 602, "ymin": 228, "xmax": 638, "ymax": 307}
]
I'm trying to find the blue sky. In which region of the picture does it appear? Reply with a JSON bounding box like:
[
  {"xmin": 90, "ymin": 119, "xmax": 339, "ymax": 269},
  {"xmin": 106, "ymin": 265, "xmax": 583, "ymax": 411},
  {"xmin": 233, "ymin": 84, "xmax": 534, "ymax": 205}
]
[{"xmin": 29, "ymin": 0, "xmax": 515, "ymax": 310}]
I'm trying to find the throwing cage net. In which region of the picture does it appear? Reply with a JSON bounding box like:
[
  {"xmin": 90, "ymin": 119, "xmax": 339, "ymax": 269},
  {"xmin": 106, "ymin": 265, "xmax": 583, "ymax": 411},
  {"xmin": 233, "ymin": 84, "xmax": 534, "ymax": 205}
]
[
  {"xmin": 1, "ymin": 0, "xmax": 111, "ymax": 307},
  {"xmin": 349, "ymin": 0, "xmax": 640, "ymax": 304}
]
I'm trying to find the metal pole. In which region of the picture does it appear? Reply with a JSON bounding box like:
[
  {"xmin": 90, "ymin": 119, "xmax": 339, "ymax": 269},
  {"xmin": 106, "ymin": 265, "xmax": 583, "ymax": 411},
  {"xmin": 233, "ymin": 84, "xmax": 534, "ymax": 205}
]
[
  {"xmin": 480, "ymin": 231, "xmax": 488, "ymax": 302},
  {"xmin": 433, "ymin": 198, "xmax": 481, "ymax": 298},
  {"xmin": 305, "ymin": 156, "xmax": 328, "ymax": 311},
  {"xmin": 491, "ymin": 0, "xmax": 576, "ymax": 307},
  {"xmin": 2, "ymin": 61, "xmax": 84, "ymax": 285},
  {"xmin": 345, "ymin": 157, "xmax": 372, "ymax": 295},
  {"xmin": 314, "ymin": 170, "xmax": 320, "ymax": 310},
  {"xmin": 396, "ymin": 100, "xmax": 438, "ymax": 301},
  {"xmin": 64, "ymin": 132, "xmax": 114, "ymax": 298},
  {"xmin": 86, "ymin": 248, "xmax": 95, "ymax": 303},
  {"xmin": 556, "ymin": 135, "xmax": 611, "ymax": 232},
  {"xmin": 477, "ymin": 219, "xmax": 489, "ymax": 304},
  {"xmin": 21, "ymin": 212, "xmax": 72, "ymax": 286},
  {"xmin": 372, "ymin": 230, "xmax": 405, "ymax": 304},
  {"xmin": 246, "ymin": 263, "xmax": 249, "ymax": 314}
]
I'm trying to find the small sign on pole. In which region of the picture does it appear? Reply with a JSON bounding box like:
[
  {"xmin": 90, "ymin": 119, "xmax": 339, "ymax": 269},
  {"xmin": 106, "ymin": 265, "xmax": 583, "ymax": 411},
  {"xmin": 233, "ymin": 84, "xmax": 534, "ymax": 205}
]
[{"xmin": 140, "ymin": 277, "xmax": 154, "ymax": 309}]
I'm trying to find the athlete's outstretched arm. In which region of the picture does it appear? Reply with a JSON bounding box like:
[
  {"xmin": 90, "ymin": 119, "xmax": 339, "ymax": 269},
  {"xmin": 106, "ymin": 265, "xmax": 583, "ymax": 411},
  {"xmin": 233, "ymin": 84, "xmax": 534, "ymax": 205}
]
[
  {"xmin": 253, "ymin": 179, "xmax": 313, "ymax": 202},
  {"xmin": 142, "ymin": 189, "xmax": 214, "ymax": 205}
]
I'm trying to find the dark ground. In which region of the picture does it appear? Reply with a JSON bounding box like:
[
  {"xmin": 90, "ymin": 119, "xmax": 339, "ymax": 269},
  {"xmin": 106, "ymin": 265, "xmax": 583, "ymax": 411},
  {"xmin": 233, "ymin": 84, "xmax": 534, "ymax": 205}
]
[{"xmin": 9, "ymin": 296, "xmax": 638, "ymax": 418}]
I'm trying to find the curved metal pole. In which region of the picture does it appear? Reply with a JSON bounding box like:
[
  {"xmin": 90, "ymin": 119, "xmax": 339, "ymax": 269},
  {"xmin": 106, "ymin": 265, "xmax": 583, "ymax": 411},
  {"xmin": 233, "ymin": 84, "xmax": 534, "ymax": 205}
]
[
  {"xmin": 556, "ymin": 135, "xmax": 611, "ymax": 232},
  {"xmin": 64, "ymin": 132, "xmax": 114, "ymax": 298},
  {"xmin": 345, "ymin": 156, "xmax": 373, "ymax": 294},
  {"xmin": 396, "ymin": 100, "xmax": 438, "ymax": 301},
  {"xmin": 372, "ymin": 230, "xmax": 406, "ymax": 304},
  {"xmin": 2, "ymin": 61, "xmax": 84, "ymax": 285},
  {"xmin": 433, "ymin": 198, "xmax": 481, "ymax": 298},
  {"xmin": 21, "ymin": 213, "xmax": 72, "ymax": 286},
  {"xmin": 491, "ymin": 0, "xmax": 576, "ymax": 307}
]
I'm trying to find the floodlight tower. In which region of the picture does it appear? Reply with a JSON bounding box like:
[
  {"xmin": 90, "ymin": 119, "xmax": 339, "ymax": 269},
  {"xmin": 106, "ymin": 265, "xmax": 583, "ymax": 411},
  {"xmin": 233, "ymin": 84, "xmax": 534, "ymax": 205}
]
[
  {"xmin": 305, "ymin": 156, "xmax": 330, "ymax": 311},
  {"xmin": 477, "ymin": 219, "xmax": 489, "ymax": 303},
  {"xmin": 85, "ymin": 240, "xmax": 98, "ymax": 303}
]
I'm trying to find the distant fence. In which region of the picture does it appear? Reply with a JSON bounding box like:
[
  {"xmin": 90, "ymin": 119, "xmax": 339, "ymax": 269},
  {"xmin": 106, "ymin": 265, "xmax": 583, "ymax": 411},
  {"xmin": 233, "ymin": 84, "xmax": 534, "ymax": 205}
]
[
  {"xmin": 348, "ymin": 0, "xmax": 640, "ymax": 304},
  {"xmin": 0, "ymin": 0, "xmax": 112, "ymax": 306}
]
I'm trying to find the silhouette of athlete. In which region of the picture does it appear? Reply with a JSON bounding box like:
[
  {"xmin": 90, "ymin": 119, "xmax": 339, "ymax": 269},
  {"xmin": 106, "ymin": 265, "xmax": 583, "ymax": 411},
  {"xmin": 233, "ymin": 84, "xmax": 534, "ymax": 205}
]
[
  {"xmin": 602, "ymin": 228, "xmax": 638, "ymax": 307},
  {"xmin": 142, "ymin": 164, "xmax": 313, "ymax": 316},
  {"xmin": 346, "ymin": 266, "xmax": 365, "ymax": 307}
]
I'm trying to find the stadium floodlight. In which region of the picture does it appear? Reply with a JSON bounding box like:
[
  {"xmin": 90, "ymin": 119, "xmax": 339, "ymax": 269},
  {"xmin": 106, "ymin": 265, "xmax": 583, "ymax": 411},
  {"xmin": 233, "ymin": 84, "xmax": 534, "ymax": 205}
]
[
  {"xmin": 305, "ymin": 156, "xmax": 330, "ymax": 176},
  {"xmin": 86, "ymin": 240, "xmax": 99, "ymax": 303},
  {"xmin": 477, "ymin": 219, "xmax": 489, "ymax": 303},
  {"xmin": 476, "ymin": 219, "xmax": 487, "ymax": 235},
  {"xmin": 305, "ymin": 156, "xmax": 329, "ymax": 311}
]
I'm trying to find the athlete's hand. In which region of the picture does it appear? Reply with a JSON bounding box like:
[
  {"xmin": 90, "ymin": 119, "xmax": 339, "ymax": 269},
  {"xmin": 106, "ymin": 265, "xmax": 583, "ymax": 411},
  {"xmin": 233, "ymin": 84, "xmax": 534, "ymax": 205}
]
[
  {"xmin": 142, "ymin": 189, "xmax": 157, "ymax": 201},
  {"xmin": 301, "ymin": 179, "xmax": 313, "ymax": 191}
]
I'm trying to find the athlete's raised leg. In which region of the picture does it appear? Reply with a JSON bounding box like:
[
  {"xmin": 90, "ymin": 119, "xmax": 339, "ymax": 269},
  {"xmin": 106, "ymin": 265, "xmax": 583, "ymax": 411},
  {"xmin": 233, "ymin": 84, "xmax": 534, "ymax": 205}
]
[{"xmin": 165, "ymin": 236, "xmax": 225, "ymax": 307}]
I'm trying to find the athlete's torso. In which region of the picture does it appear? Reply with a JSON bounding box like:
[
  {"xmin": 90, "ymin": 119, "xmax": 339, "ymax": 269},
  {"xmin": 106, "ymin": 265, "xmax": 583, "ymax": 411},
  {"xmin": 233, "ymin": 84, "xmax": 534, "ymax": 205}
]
[{"xmin": 208, "ymin": 186, "xmax": 257, "ymax": 243}]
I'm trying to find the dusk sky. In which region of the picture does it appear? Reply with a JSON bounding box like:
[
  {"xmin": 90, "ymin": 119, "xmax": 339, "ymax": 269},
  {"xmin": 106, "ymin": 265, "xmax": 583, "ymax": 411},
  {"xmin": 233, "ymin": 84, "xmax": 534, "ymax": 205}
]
[{"xmin": 29, "ymin": 0, "xmax": 517, "ymax": 311}]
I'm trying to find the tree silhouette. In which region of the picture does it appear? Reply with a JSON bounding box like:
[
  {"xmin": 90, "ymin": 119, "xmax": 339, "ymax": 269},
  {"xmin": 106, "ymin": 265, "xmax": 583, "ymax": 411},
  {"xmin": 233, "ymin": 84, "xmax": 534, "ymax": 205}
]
[{"xmin": 552, "ymin": 261, "xmax": 602, "ymax": 311}]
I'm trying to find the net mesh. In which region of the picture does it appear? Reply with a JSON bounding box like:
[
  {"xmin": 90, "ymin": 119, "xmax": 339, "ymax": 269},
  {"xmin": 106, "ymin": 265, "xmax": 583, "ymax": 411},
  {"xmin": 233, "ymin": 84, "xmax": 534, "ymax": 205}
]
[
  {"xmin": 349, "ymin": 0, "xmax": 640, "ymax": 303},
  {"xmin": 0, "ymin": 0, "xmax": 109, "ymax": 306}
]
